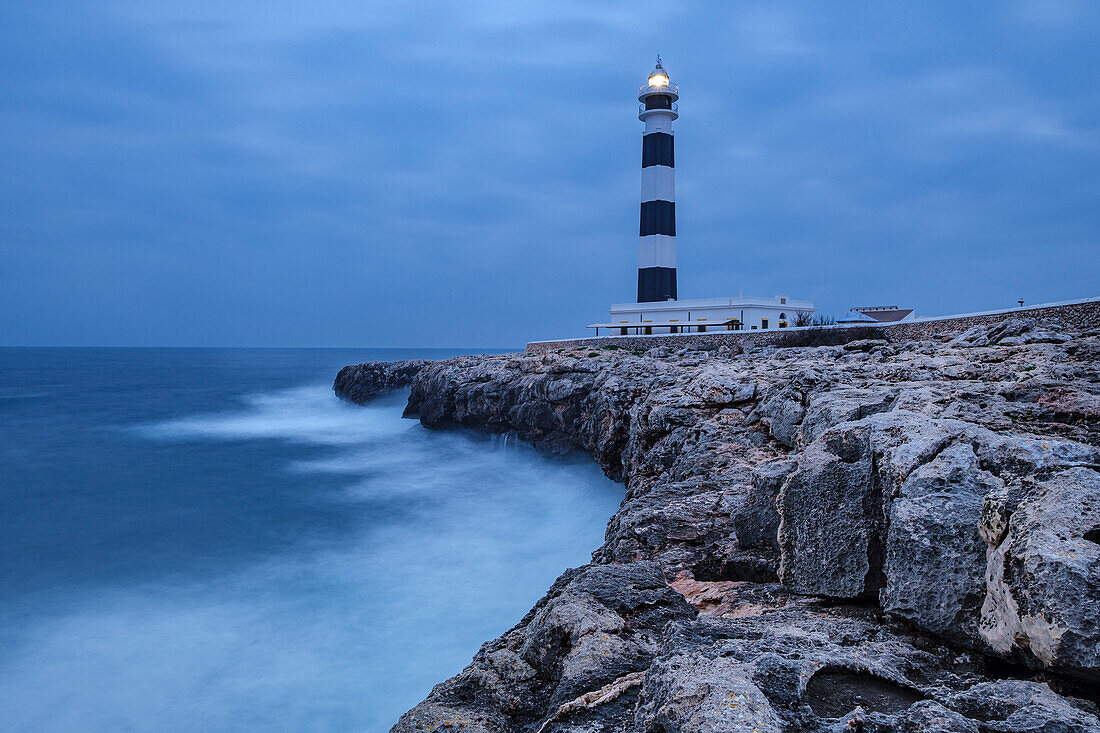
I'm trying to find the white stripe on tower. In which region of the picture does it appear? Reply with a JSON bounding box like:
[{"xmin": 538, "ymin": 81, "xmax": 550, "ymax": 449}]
[
  {"xmin": 637, "ymin": 57, "xmax": 679, "ymax": 303},
  {"xmin": 640, "ymin": 165, "xmax": 674, "ymax": 204}
]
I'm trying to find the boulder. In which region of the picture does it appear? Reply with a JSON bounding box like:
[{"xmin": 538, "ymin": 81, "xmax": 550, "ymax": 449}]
[
  {"xmin": 980, "ymin": 467, "xmax": 1100, "ymax": 678},
  {"xmin": 754, "ymin": 385, "xmax": 805, "ymax": 448},
  {"xmin": 777, "ymin": 423, "xmax": 881, "ymax": 598},
  {"xmin": 882, "ymin": 442, "xmax": 1002, "ymax": 645}
]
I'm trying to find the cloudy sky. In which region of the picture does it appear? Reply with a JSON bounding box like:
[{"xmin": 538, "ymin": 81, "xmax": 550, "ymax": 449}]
[{"xmin": 2, "ymin": 1, "xmax": 1098, "ymax": 347}]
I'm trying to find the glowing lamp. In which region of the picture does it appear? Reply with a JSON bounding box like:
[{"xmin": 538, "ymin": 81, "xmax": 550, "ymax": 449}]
[{"xmin": 649, "ymin": 73, "xmax": 669, "ymax": 87}]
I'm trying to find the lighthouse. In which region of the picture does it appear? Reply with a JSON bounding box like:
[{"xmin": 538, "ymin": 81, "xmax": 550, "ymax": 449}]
[
  {"xmin": 637, "ymin": 58, "xmax": 678, "ymax": 302},
  {"xmin": 584, "ymin": 60, "xmax": 817, "ymax": 337}
]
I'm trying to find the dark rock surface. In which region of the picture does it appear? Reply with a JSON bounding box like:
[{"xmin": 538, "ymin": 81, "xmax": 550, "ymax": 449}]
[
  {"xmin": 335, "ymin": 319, "xmax": 1100, "ymax": 731},
  {"xmin": 390, "ymin": 562, "xmax": 694, "ymax": 733},
  {"xmin": 332, "ymin": 359, "xmax": 430, "ymax": 403}
]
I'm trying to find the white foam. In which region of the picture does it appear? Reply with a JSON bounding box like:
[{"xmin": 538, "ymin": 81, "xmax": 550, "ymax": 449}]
[
  {"xmin": 140, "ymin": 385, "xmax": 412, "ymax": 446},
  {"xmin": 3, "ymin": 384, "xmax": 623, "ymax": 731}
]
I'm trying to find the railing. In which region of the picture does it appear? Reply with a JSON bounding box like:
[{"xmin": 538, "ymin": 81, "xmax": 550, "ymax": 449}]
[
  {"xmin": 639, "ymin": 82, "xmax": 679, "ymax": 95},
  {"xmin": 639, "ymin": 103, "xmax": 678, "ymax": 115}
]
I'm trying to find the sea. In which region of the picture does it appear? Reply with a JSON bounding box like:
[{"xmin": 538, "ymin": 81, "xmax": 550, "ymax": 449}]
[{"xmin": 0, "ymin": 348, "xmax": 623, "ymax": 732}]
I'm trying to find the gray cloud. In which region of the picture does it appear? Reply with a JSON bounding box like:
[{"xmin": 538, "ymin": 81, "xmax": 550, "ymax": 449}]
[{"xmin": 1, "ymin": 1, "xmax": 1098, "ymax": 346}]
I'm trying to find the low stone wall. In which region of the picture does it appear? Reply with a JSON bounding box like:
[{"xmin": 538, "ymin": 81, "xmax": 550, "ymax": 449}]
[{"xmin": 526, "ymin": 297, "xmax": 1100, "ymax": 353}]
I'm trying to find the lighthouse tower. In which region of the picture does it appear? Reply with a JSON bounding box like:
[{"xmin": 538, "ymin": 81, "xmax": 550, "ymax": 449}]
[
  {"xmin": 637, "ymin": 58, "xmax": 678, "ymax": 302},
  {"xmin": 582, "ymin": 61, "xmax": 819, "ymax": 339}
]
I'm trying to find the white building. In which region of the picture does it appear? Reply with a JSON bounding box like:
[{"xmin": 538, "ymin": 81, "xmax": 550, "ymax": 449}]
[
  {"xmin": 593, "ymin": 295, "xmax": 816, "ymax": 336},
  {"xmin": 588, "ymin": 60, "xmax": 815, "ymax": 337}
]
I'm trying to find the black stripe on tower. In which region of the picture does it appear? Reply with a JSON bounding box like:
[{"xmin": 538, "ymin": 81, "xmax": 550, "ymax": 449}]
[
  {"xmin": 637, "ymin": 267, "xmax": 677, "ymax": 302},
  {"xmin": 640, "ymin": 200, "xmax": 675, "ymax": 236},
  {"xmin": 642, "ymin": 133, "xmax": 674, "ymax": 168}
]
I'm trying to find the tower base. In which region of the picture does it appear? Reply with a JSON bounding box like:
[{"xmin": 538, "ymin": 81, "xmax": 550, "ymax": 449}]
[{"xmin": 637, "ymin": 267, "xmax": 677, "ymax": 302}]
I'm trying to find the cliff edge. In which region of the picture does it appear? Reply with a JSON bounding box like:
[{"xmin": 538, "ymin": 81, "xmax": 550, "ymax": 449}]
[{"xmin": 336, "ymin": 319, "xmax": 1100, "ymax": 732}]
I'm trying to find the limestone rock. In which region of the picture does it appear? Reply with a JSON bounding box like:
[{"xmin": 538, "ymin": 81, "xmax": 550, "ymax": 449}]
[
  {"xmin": 754, "ymin": 384, "xmax": 805, "ymax": 448},
  {"xmin": 800, "ymin": 387, "xmax": 896, "ymax": 445},
  {"xmin": 980, "ymin": 467, "xmax": 1100, "ymax": 678},
  {"xmin": 332, "ymin": 359, "xmax": 430, "ymax": 403},
  {"xmin": 636, "ymin": 650, "xmax": 783, "ymax": 732},
  {"xmin": 945, "ymin": 680, "xmax": 1100, "ymax": 733},
  {"xmin": 390, "ymin": 562, "xmax": 694, "ymax": 733},
  {"xmin": 329, "ymin": 321, "xmax": 1100, "ymax": 730},
  {"xmin": 896, "ymin": 701, "xmax": 980, "ymax": 732},
  {"xmin": 882, "ymin": 442, "xmax": 1002, "ymax": 646},
  {"xmin": 843, "ymin": 338, "xmax": 890, "ymax": 352},
  {"xmin": 777, "ymin": 423, "xmax": 881, "ymax": 598}
]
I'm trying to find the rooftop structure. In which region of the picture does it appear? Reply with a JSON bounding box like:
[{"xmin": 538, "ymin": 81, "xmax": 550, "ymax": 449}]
[
  {"xmin": 849, "ymin": 306, "xmax": 915, "ymax": 323},
  {"xmin": 836, "ymin": 310, "xmax": 880, "ymax": 324}
]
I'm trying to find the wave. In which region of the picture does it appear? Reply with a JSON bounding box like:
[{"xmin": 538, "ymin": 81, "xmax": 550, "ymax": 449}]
[
  {"xmin": 0, "ymin": 388, "xmax": 51, "ymax": 401},
  {"xmin": 1, "ymin": 380, "xmax": 622, "ymax": 732},
  {"xmin": 138, "ymin": 385, "xmax": 411, "ymax": 446}
]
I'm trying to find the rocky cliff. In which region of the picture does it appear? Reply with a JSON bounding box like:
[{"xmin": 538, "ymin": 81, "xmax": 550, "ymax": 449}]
[{"xmin": 335, "ymin": 319, "xmax": 1100, "ymax": 732}]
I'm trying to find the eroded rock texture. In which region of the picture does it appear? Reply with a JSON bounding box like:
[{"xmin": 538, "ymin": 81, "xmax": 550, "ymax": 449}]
[
  {"xmin": 338, "ymin": 320, "xmax": 1100, "ymax": 732},
  {"xmin": 333, "ymin": 359, "xmax": 430, "ymax": 403}
]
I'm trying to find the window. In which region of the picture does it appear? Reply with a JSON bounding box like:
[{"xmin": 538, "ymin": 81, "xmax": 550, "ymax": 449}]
[
  {"xmin": 779, "ymin": 313, "xmax": 786, "ymax": 320},
  {"xmin": 697, "ymin": 325, "xmax": 706, "ymax": 333},
  {"xmin": 761, "ymin": 319, "xmax": 769, "ymax": 329},
  {"xmin": 644, "ymin": 326, "xmax": 652, "ymax": 335},
  {"xmin": 780, "ymin": 298, "xmax": 787, "ymax": 304},
  {"xmin": 620, "ymin": 327, "xmax": 628, "ymax": 336}
]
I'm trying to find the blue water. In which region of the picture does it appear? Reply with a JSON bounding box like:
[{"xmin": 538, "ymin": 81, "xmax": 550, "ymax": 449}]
[{"xmin": 0, "ymin": 348, "xmax": 622, "ymax": 732}]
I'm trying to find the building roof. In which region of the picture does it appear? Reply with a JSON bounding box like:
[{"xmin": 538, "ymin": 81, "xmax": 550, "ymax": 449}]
[
  {"xmin": 836, "ymin": 311, "xmax": 879, "ymax": 324},
  {"xmin": 857, "ymin": 308, "xmax": 914, "ymax": 323},
  {"xmin": 610, "ymin": 295, "xmax": 815, "ymax": 313},
  {"xmin": 588, "ymin": 317, "xmax": 741, "ymax": 329}
]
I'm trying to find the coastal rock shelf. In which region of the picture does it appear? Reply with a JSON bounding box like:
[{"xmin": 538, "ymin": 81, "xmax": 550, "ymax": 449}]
[{"xmin": 335, "ymin": 319, "xmax": 1100, "ymax": 733}]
